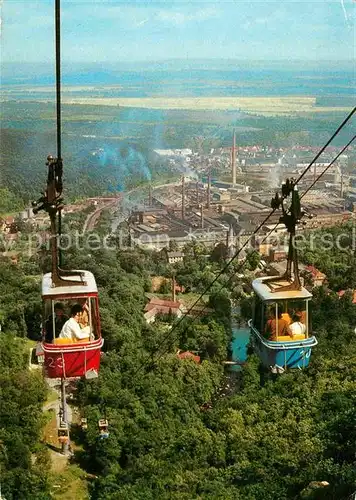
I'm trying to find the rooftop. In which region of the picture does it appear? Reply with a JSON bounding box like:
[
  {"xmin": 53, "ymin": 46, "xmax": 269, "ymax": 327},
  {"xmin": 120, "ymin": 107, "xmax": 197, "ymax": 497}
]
[
  {"xmin": 145, "ymin": 297, "xmax": 183, "ymax": 310},
  {"xmin": 42, "ymin": 270, "xmax": 98, "ymax": 297},
  {"xmin": 252, "ymin": 276, "xmax": 312, "ymax": 301},
  {"xmin": 167, "ymin": 251, "xmax": 185, "ymax": 258},
  {"xmin": 177, "ymin": 351, "xmax": 200, "ymax": 363},
  {"xmin": 338, "ymin": 290, "xmax": 356, "ymax": 304},
  {"xmin": 305, "ymin": 265, "xmax": 326, "ymax": 279}
]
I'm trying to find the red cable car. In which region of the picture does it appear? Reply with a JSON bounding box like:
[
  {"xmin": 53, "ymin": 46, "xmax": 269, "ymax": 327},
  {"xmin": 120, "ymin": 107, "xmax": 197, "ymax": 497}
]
[
  {"xmin": 34, "ymin": 154, "xmax": 104, "ymax": 380},
  {"xmin": 41, "ymin": 270, "xmax": 104, "ymax": 379},
  {"xmin": 33, "ymin": 1, "xmax": 104, "ymax": 381}
]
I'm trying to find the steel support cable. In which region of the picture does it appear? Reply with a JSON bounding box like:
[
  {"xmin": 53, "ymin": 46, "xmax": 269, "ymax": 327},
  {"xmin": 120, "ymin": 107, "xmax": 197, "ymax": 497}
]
[
  {"xmin": 139, "ymin": 119, "xmax": 355, "ymax": 373},
  {"xmin": 295, "ymin": 106, "xmax": 355, "ymax": 186},
  {"xmin": 168, "ymin": 108, "xmax": 355, "ymax": 327},
  {"xmin": 133, "ymin": 109, "xmax": 356, "ymax": 377},
  {"xmin": 135, "ymin": 211, "xmax": 278, "ymax": 376},
  {"xmin": 146, "ymin": 221, "xmax": 281, "ymax": 370},
  {"xmin": 55, "ymin": 0, "xmax": 63, "ymax": 266},
  {"xmin": 55, "ymin": 0, "xmax": 61, "ymax": 160},
  {"xmin": 301, "ymin": 134, "xmax": 356, "ymax": 200}
]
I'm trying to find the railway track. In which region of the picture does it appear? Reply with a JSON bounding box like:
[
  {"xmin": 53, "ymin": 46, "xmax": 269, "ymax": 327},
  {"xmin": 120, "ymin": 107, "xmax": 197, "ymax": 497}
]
[{"xmin": 83, "ymin": 198, "xmax": 120, "ymax": 233}]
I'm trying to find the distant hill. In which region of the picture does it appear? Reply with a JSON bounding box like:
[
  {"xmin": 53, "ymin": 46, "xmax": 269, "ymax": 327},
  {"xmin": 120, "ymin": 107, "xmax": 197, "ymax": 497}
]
[{"xmin": 1, "ymin": 59, "xmax": 354, "ymax": 87}]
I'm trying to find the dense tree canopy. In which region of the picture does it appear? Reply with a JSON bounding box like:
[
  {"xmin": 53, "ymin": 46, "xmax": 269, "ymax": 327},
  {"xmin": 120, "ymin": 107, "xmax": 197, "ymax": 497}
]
[
  {"xmin": 0, "ymin": 335, "xmax": 51, "ymax": 500},
  {"xmin": 64, "ymin": 239, "xmax": 355, "ymax": 499},
  {"xmin": 0, "ymin": 188, "xmax": 23, "ymax": 215},
  {"xmin": 298, "ymin": 223, "xmax": 355, "ymax": 290},
  {"xmin": 0, "ymin": 216, "xmax": 355, "ymax": 499}
]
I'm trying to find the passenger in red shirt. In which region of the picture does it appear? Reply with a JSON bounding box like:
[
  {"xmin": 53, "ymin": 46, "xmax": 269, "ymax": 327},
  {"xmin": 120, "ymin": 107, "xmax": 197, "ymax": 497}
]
[{"xmin": 265, "ymin": 310, "xmax": 290, "ymax": 340}]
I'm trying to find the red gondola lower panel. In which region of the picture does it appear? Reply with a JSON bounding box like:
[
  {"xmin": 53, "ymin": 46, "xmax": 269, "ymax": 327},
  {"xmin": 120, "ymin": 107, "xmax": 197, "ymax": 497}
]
[{"xmin": 42, "ymin": 338, "xmax": 104, "ymax": 378}]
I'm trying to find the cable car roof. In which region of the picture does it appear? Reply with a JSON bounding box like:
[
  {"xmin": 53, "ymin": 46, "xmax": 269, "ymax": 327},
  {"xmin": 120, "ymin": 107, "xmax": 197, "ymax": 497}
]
[
  {"xmin": 42, "ymin": 270, "xmax": 98, "ymax": 297},
  {"xmin": 252, "ymin": 277, "xmax": 312, "ymax": 301}
]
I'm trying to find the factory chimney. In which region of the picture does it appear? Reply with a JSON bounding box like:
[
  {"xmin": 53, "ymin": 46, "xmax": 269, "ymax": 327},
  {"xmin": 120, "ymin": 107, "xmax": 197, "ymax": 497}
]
[
  {"xmin": 200, "ymin": 204, "xmax": 204, "ymax": 229},
  {"xmin": 340, "ymin": 173, "xmax": 344, "ymax": 198},
  {"xmin": 181, "ymin": 176, "xmax": 185, "ymax": 220},
  {"xmin": 148, "ymin": 184, "xmax": 152, "ymax": 207},
  {"xmin": 172, "ymin": 275, "xmax": 176, "ymax": 303},
  {"xmin": 231, "ymin": 129, "xmax": 237, "ymax": 185},
  {"xmin": 207, "ymin": 169, "xmax": 211, "ymax": 209},
  {"xmin": 196, "ymin": 181, "xmax": 199, "ymax": 207}
]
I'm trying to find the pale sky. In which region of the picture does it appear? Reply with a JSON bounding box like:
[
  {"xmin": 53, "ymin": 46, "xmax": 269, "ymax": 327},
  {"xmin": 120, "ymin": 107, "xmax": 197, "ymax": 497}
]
[{"xmin": 1, "ymin": 0, "xmax": 355, "ymax": 63}]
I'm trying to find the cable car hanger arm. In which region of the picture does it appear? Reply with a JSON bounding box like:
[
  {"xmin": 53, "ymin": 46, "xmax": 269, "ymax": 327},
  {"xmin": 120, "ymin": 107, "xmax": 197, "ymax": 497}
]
[{"xmin": 32, "ymin": 0, "xmax": 86, "ymax": 287}]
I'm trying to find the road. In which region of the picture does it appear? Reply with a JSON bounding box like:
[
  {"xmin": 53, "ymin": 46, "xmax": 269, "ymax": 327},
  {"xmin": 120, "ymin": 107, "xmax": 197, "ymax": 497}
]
[
  {"xmin": 43, "ymin": 378, "xmax": 73, "ymax": 427},
  {"xmin": 83, "ymin": 179, "xmax": 182, "ymax": 234},
  {"xmin": 83, "ymin": 197, "xmax": 120, "ymax": 233}
]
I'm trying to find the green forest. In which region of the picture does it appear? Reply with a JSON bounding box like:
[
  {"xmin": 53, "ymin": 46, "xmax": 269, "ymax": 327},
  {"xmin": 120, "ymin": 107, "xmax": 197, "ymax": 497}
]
[
  {"xmin": 298, "ymin": 225, "xmax": 356, "ymax": 290},
  {"xmin": 1, "ymin": 99, "xmax": 355, "ymax": 208},
  {"xmin": 0, "ymin": 221, "xmax": 355, "ymax": 499}
]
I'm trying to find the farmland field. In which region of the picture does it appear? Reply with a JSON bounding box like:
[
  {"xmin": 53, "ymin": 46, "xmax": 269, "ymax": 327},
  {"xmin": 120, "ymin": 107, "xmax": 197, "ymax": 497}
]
[
  {"xmin": 1, "ymin": 61, "xmax": 354, "ymax": 202},
  {"xmin": 58, "ymin": 96, "xmax": 350, "ymax": 116},
  {"xmin": 2, "ymin": 61, "xmax": 354, "ymax": 116}
]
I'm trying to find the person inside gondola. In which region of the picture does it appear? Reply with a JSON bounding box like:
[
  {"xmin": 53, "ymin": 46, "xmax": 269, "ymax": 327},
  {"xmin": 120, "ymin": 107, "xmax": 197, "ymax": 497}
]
[
  {"xmin": 44, "ymin": 303, "xmax": 68, "ymax": 343},
  {"xmin": 59, "ymin": 304, "xmax": 91, "ymax": 342},
  {"xmin": 295, "ymin": 309, "xmax": 307, "ymax": 326},
  {"xmin": 281, "ymin": 310, "xmax": 292, "ymax": 326},
  {"xmin": 288, "ymin": 312, "xmax": 306, "ymax": 338},
  {"xmin": 77, "ymin": 298, "xmax": 89, "ymax": 328},
  {"xmin": 265, "ymin": 308, "xmax": 289, "ymax": 340}
]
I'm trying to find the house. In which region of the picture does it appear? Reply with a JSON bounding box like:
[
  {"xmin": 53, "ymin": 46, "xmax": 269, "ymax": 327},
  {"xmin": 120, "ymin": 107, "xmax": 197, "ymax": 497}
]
[
  {"xmin": 177, "ymin": 350, "xmax": 200, "ymax": 363},
  {"xmin": 1, "ymin": 216, "xmax": 18, "ymax": 234},
  {"xmin": 304, "ymin": 265, "xmax": 327, "ymax": 287},
  {"xmin": 268, "ymin": 261, "xmax": 326, "ymax": 288},
  {"xmin": 166, "ymin": 251, "xmax": 185, "ymax": 264},
  {"xmin": 268, "ymin": 248, "xmax": 288, "ymax": 262},
  {"xmin": 19, "ymin": 208, "xmax": 34, "ymax": 220},
  {"xmin": 337, "ymin": 290, "xmax": 356, "ymax": 304},
  {"xmin": 144, "ymin": 297, "xmax": 187, "ymax": 324}
]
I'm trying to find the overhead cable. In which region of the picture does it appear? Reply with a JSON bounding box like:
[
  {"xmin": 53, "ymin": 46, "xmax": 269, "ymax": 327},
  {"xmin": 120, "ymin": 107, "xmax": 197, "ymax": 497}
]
[
  {"xmin": 134, "ymin": 108, "xmax": 356, "ymax": 375},
  {"xmin": 301, "ymin": 134, "xmax": 355, "ymax": 199}
]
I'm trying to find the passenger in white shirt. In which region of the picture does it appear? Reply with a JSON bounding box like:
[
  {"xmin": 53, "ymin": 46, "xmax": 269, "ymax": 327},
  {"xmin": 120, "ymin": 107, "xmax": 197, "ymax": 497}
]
[
  {"xmin": 59, "ymin": 304, "xmax": 91, "ymax": 342},
  {"xmin": 288, "ymin": 313, "xmax": 306, "ymax": 337}
]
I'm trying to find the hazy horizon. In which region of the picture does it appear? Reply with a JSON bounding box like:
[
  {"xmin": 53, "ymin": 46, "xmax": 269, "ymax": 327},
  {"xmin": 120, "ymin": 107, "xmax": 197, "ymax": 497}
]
[
  {"xmin": 2, "ymin": 58, "xmax": 355, "ymax": 65},
  {"xmin": 2, "ymin": 58, "xmax": 355, "ymax": 84},
  {"xmin": 2, "ymin": 1, "xmax": 355, "ymax": 64}
]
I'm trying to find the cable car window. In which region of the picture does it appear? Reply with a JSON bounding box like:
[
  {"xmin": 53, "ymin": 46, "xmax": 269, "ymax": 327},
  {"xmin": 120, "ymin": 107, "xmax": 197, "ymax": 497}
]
[
  {"xmin": 43, "ymin": 297, "xmax": 98, "ymax": 343},
  {"xmin": 43, "ymin": 300, "xmax": 69, "ymax": 343},
  {"xmin": 253, "ymin": 295, "xmax": 264, "ymax": 332},
  {"xmin": 89, "ymin": 297, "xmax": 99, "ymax": 339},
  {"xmin": 277, "ymin": 299, "xmax": 309, "ymax": 337},
  {"xmin": 264, "ymin": 303, "xmax": 276, "ymax": 338},
  {"xmin": 264, "ymin": 302, "xmax": 291, "ymax": 340}
]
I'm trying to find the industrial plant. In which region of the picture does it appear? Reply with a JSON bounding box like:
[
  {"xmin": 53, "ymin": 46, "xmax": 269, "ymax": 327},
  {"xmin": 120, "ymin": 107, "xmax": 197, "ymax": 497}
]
[{"xmin": 126, "ymin": 132, "xmax": 355, "ymax": 257}]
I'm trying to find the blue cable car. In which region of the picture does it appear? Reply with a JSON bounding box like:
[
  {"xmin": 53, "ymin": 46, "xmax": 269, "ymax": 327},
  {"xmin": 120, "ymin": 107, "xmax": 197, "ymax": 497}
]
[
  {"xmin": 98, "ymin": 419, "xmax": 109, "ymax": 439},
  {"xmin": 249, "ymin": 178, "xmax": 318, "ymax": 372},
  {"xmin": 249, "ymin": 277, "xmax": 317, "ymax": 372}
]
